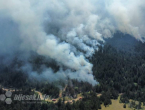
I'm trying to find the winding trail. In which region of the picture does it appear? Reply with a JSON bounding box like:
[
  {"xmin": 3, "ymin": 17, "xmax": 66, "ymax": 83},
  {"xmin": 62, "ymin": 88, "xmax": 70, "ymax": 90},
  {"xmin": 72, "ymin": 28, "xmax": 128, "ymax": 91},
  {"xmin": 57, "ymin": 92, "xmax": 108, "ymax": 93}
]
[{"xmin": 0, "ymin": 85, "xmax": 84, "ymax": 104}]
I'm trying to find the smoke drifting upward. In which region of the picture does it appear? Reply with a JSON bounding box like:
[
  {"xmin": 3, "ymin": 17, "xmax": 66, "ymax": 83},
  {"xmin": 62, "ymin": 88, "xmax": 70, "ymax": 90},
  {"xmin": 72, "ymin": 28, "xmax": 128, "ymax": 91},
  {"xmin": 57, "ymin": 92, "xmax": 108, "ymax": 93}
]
[{"xmin": 0, "ymin": 0, "xmax": 145, "ymax": 85}]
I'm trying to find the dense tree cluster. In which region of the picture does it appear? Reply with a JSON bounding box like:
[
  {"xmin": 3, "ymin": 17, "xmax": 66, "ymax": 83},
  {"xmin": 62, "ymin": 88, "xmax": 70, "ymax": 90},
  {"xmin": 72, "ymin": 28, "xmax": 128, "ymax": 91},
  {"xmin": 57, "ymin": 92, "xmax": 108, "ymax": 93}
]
[{"xmin": 92, "ymin": 43, "xmax": 145, "ymax": 103}]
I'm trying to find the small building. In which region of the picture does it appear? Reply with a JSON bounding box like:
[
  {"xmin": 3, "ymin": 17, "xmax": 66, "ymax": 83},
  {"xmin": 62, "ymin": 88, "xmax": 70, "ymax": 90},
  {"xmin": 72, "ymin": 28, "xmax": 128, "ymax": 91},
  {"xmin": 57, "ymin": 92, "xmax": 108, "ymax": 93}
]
[
  {"xmin": 79, "ymin": 97, "xmax": 82, "ymax": 100},
  {"xmin": 52, "ymin": 99, "xmax": 56, "ymax": 101}
]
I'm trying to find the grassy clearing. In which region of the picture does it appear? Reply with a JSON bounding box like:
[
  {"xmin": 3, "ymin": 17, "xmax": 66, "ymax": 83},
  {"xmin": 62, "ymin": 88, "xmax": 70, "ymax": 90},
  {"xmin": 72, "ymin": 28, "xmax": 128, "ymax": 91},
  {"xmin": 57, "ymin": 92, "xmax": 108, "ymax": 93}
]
[
  {"xmin": 101, "ymin": 100, "xmax": 130, "ymax": 110},
  {"xmin": 100, "ymin": 96, "xmax": 145, "ymax": 110}
]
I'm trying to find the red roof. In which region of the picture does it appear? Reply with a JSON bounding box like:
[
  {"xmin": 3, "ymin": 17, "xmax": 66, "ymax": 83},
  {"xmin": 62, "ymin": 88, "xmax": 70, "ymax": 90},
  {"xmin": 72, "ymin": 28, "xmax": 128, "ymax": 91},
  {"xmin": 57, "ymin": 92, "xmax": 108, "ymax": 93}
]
[
  {"xmin": 79, "ymin": 97, "xmax": 82, "ymax": 99},
  {"xmin": 52, "ymin": 99, "xmax": 56, "ymax": 101}
]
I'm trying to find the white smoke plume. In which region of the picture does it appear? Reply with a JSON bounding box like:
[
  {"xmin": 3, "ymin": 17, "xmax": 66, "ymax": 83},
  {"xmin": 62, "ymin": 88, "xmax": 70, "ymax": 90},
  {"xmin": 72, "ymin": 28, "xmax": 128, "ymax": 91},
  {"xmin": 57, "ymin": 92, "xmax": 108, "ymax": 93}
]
[{"xmin": 0, "ymin": 0, "xmax": 145, "ymax": 85}]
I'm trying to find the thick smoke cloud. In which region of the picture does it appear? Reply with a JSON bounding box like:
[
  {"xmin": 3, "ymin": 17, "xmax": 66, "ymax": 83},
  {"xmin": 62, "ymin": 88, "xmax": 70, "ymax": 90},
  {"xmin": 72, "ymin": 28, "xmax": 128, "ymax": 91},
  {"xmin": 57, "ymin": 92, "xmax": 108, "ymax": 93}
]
[{"xmin": 0, "ymin": 0, "xmax": 145, "ymax": 85}]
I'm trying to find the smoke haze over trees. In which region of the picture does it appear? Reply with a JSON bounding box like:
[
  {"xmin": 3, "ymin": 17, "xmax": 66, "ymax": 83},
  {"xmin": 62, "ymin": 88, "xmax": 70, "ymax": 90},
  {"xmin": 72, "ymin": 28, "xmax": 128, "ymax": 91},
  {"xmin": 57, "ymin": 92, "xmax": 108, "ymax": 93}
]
[{"xmin": 0, "ymin": 0, "xmax": 145, "ymax": 85}]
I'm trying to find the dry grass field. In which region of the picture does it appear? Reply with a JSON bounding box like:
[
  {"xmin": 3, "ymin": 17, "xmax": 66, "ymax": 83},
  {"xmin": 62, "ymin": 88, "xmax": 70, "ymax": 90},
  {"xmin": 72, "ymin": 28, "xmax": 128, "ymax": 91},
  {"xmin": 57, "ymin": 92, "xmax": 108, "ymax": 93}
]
[{"xmin": 100, "ymin": 96, "xmax": 145, "ymax": 110}]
